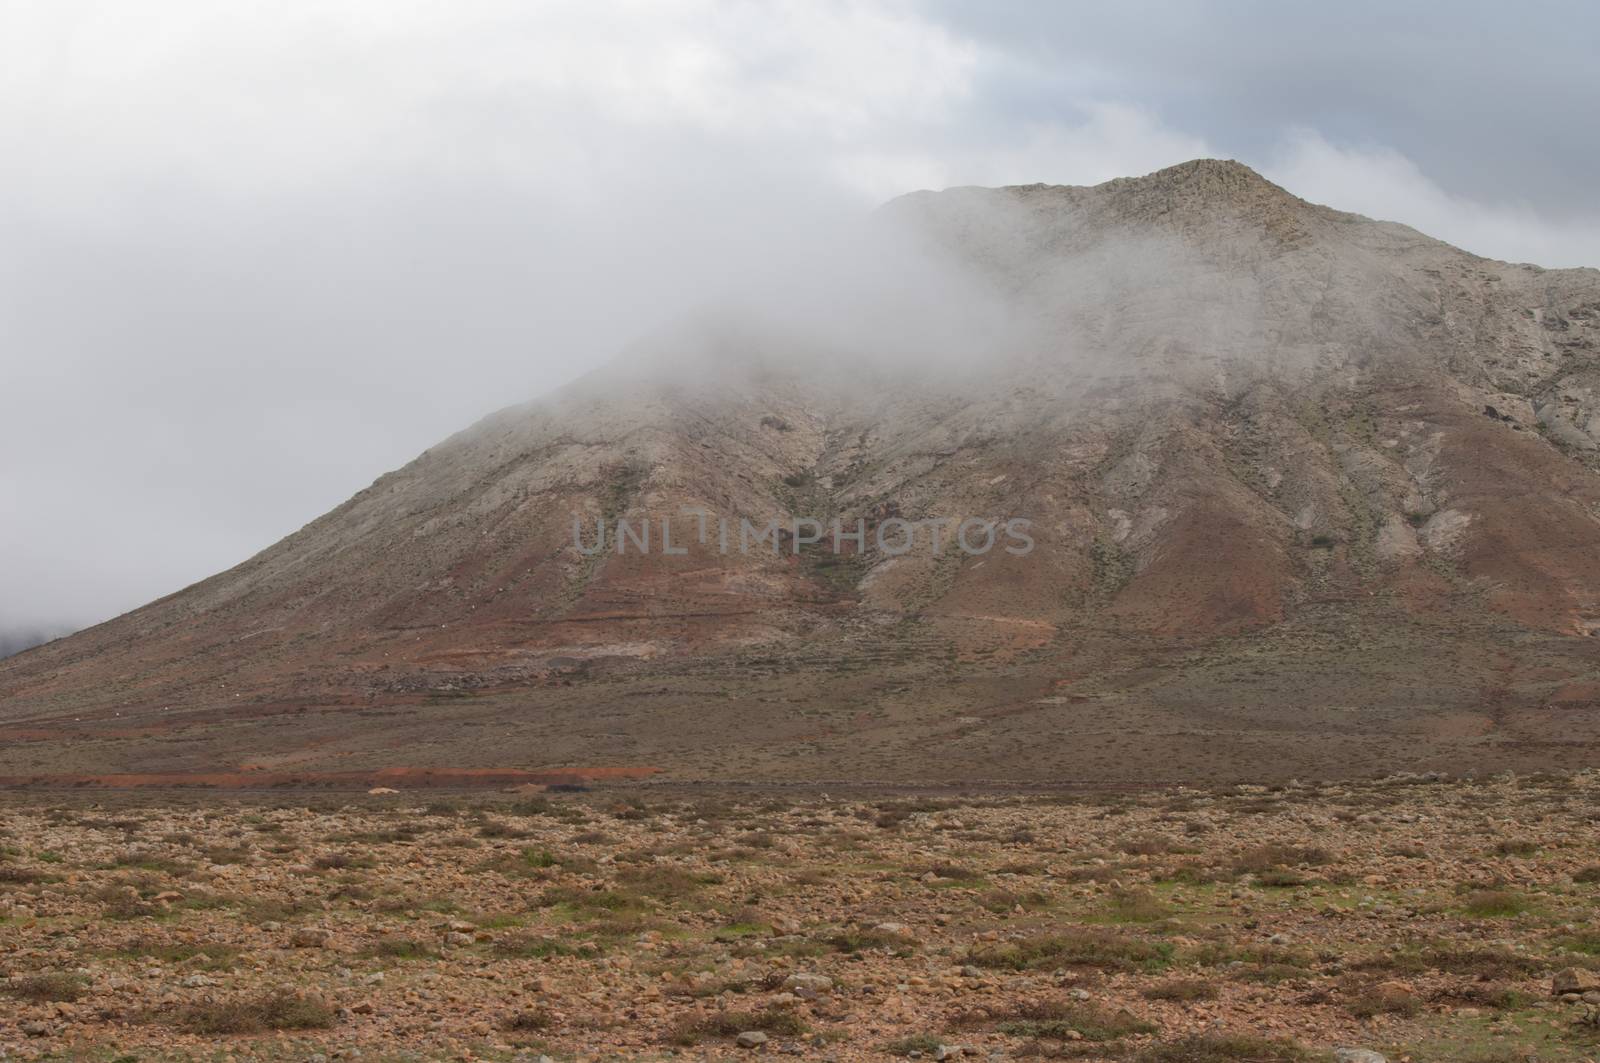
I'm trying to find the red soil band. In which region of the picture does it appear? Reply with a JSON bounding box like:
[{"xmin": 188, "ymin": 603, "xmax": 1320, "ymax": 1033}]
[{"xmin": 0, "ymin": 766, "xmax": 660, "ymax": 790}]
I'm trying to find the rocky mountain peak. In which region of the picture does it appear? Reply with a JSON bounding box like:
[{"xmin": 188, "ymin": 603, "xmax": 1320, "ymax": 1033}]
[{"xmin": 5, "ymin": 164, "xmax": 1600, "ymax": 788}]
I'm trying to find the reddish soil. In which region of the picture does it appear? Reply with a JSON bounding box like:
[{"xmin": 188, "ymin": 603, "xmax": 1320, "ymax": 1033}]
[{"xmin": 0, "ymin": 766, "xmax": 659, "ymax": 790}]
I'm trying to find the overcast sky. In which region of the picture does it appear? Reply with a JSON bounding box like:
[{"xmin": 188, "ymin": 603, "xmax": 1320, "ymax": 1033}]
[{"xmin": 4, "ymin": 0, "xmax": 1599, "ymax": 637}]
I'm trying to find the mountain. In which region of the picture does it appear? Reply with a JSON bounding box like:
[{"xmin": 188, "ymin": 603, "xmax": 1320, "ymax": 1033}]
[{"xmin": 5, "ymin": 159, "xmax": 1600, "ymax": 788}]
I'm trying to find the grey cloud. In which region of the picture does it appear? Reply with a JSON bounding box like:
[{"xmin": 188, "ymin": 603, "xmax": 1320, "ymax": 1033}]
[
  {"xmin": 930, "ymin": 0, "xmax": 1600, "ymax": 216},
  {"xmin": 3, "ymin": 1, "xmax": 1596, "ymax": 639}
]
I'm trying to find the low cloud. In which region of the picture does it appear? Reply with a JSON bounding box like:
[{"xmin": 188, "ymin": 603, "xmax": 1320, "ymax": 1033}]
[
  {"xmin": 3, "ymin": 2, "xmax": 1597, "ymax": 636},
  {"xmin": 1264, "ymin": 131, "xmax": 1600, "ymax": 269}
]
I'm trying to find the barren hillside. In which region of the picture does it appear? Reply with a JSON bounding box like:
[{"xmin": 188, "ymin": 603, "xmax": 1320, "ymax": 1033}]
[{"xmin": 4, "ymin": 160, "xmax": 1600, "ymax": 786}]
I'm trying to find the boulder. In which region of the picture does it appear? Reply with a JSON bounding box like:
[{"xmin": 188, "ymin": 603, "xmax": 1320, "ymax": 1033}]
[
  {"xmin": 1334, "ymin": 1050, "xmax": 1388, "ymax": 1063},
  {"xmin": 781, "ymin": 973, "xmax": 834, "ymax": 995},
  {"xmin": 1553, "ymin": 967, "xmax": 1600, "ymax": 995}
]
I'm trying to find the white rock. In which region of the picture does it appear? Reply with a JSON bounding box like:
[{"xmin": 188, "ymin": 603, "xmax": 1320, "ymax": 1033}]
[
  {"xmin": 1334, "ymin": 1051, "xmax": 1388, "ymax": 1063},
  {"xmin": 781, "ymin": 973, "xmax": 834, "ymax": 995}
]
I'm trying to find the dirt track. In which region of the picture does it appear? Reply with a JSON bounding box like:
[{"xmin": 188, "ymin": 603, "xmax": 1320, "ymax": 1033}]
[{"xmin": 0, "ymin": 766, "xmax": 659, "ymax": 790}]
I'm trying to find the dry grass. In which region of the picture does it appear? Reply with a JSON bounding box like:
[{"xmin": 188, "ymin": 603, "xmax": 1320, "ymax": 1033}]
[
  {"xmin": 362, "ymin": 934, "xmax": 438, "ymax": 960},
  {"xmin": 966, "ymin": 929, "xmax": 1173, "ymax": 973},
  {"xmin": 1105, "ymin": 887, "xmax": 1172, "ymax": 923},
  {"xmin": 3, "ymin": 972, "xmax": 87, "ymax": 1003},
  {"xmin": 988, "ymin": 999, "xmax": 1156, "ymax": 1042},
  {"xmin": 1134, "ymin": 1034, "xmax": 1314, "ymax": 1062},
  {"xmin": 1141, "ymin": 978, "xmax": 1219, "ymax": 1002},
  {"xmin": 667, "ymin": 1007, "xmax": 808, "ymax": 1045},
  {"xmin": 502, "ymin": 1007, "xmax": 554, "ymax": 1032},
  {"xmin": 166, "ymin": 990, "xmax": 337, "ymax": 1034},
  {"xmin": 1460, "ymin": 889, "xmax": 1530, "ymax": 917}
]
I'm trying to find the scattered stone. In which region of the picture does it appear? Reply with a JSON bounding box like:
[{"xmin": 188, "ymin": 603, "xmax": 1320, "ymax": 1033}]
[
  {"xmin": 1371, "ymin": 981, "xmax": 1417, "ymax": 1010},
  {"xmin": 1334, "ymin": 1050, "xmax": 1388, "ymax": 1063},
  {"xmin": 781, "ymin": 973, "xmax": 834, "ymax": 995},
  {"xmin": 736, "ymin": 1031, "xmax": 769, "ymax": 1048},
  {"xmin": 1554, "ymin": 968, "xmax": 1600, "ymax": 995}
]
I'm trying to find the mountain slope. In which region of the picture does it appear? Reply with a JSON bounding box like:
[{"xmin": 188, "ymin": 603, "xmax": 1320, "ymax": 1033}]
[{"xmin": 5, "ymin": 159, "xmax": 1600, "ymax": 787}]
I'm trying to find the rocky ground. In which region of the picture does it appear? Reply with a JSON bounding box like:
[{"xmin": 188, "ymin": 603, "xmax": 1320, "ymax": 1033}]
[{"xmin": 3, "ymin": 773, "xmax": 1600, "ymax": 1061}]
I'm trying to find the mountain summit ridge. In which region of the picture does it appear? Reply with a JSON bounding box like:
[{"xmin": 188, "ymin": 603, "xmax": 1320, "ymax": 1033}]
[{"xmin": 892, "ymin": 158, "xmax": 1378, "ymax": 253}]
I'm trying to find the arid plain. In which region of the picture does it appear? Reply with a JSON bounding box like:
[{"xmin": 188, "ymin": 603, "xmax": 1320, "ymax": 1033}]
[{"xmin": 6, "ymin": 773, "xmax": 1600, "ymax": 1061}]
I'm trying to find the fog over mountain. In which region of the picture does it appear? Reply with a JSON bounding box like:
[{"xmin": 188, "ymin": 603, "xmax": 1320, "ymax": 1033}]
[
  {"xmin": 6, "ymin": 160, "xmax": 1600, "ymax": 788},
  {"xmin": 5, "ymin": 2, "xmax": 1600, "ymax": 641},
  {"xmin": 0, "ymin": 627, "xmax": 70, "ymax": 661},
  {"xmin": 9, "ymin": 14, "xmax": 1600, "ymax": 1063}
]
